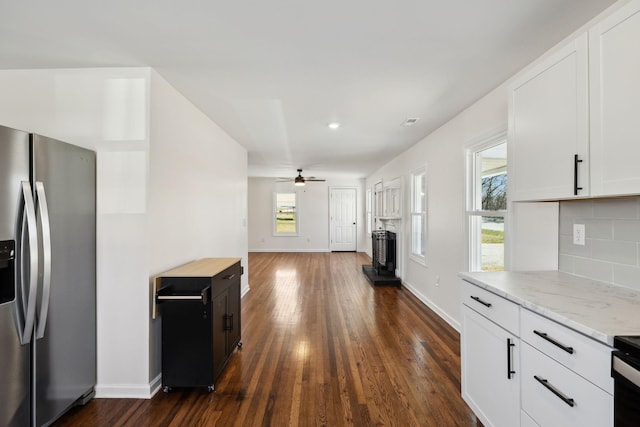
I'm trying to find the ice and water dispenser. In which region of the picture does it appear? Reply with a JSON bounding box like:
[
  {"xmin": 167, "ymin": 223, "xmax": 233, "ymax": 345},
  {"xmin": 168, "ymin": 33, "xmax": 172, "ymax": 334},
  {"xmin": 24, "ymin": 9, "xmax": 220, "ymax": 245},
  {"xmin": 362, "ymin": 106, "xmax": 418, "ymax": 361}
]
[{"xmin": 0, "ymin": 240, "xmax": 15, "ymax": 305}]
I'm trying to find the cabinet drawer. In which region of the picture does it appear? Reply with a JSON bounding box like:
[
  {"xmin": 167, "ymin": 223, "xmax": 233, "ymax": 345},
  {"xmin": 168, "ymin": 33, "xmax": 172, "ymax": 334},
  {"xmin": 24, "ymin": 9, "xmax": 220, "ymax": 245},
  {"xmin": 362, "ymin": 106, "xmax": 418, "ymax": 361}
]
[
  {"xmin": 461, "ymin": 280, "xmax": 519, "ymax": 336},
  {"xmin": 522, "ymin": 342, "xmax": 613, "ymax": 427},
  {"xmin": 212, "ymin": 262, "xmax": 242, "ymax": 295},
  {"xmin": 521, "ymin": 308, "xmax": 613, "ymax": 393}
]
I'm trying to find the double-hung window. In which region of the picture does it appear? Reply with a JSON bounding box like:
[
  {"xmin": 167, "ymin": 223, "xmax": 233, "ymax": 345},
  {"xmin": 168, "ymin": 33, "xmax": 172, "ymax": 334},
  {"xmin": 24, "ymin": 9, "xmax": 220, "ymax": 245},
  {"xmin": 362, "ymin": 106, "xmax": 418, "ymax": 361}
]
[
  {"xmin": 410, "ymin": 167, "xmax": 427, "ymax": 263},
  {"xmin": 366, "ymin": 188, "xmax": 372, "ymax": 235},
  {"xmin": 273, "ymin": 192, "xmax": 298, "ymax": 236},
  {"xmin": 466, "ymin": 134, "xmax": 507, "ymax": 271}
]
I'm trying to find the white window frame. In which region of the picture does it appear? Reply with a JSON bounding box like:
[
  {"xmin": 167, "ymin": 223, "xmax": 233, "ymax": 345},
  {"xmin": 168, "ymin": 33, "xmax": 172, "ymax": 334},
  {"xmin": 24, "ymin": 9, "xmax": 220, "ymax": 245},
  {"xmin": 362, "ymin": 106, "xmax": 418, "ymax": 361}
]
[
  {"xmin": 409, "ymin": 166, "xmax": 427, "ymax": 264},
  {"xmin": 273, "ymin": 191, "xmax": 299, "ymax": 236},
  {"xmin": 465, "ymin": 130, "xmax": 507, "ymax": 272},
  {"xmin": 366, "ymin": 188, "xmax": 372, "ymax": 235}
]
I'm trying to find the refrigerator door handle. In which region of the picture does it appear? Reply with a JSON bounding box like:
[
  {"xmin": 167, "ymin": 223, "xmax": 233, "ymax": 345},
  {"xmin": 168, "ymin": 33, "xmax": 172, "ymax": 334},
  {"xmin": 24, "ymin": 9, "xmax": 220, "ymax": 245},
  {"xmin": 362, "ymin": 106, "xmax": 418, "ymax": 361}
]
[
  {"xmin": 17, "ymin": 181, "xmax": 38, "ymax": 344},
  {"xmin": 35, "ymin": 182, "xmax": 52, "ymax": 339}
]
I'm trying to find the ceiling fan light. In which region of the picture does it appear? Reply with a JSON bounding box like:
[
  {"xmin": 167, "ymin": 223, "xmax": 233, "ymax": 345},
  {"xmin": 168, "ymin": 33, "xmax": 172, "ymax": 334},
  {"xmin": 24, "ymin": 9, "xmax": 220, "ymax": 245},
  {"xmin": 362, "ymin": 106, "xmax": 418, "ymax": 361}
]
[{"xmin": 294, "ymin": 180, "xmax": 305, "ymax": 186}]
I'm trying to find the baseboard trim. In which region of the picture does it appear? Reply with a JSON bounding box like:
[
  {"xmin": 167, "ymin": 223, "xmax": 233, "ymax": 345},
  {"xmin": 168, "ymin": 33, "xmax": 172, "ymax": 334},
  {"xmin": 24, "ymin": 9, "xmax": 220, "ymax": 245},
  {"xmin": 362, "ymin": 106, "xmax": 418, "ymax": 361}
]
[
  {"xmin": 248, "ymin": 248, "xmax": 331, "ymax": 253},
  {"xmin": 95, "ymin": 375, "xmax": 161, "ymax": 399},
  {"xmin": 149, "ymin": 373, "xmax": 162, "ymax": 397},
  {"xmin": 401, "ymin": 279, "xmax": 460, "ymax": 332},
  {"xmin": 241, "ymin": 285, "xmax": 250, "ymax": 298}
]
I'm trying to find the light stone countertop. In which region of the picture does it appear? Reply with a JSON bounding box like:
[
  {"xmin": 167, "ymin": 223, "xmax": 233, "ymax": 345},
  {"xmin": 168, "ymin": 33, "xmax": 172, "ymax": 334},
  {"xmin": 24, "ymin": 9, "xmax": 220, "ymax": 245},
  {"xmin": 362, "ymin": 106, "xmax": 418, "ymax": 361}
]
[{"xmin": 459, "ymin": 270, "xmax": 640, "ymax": 346}]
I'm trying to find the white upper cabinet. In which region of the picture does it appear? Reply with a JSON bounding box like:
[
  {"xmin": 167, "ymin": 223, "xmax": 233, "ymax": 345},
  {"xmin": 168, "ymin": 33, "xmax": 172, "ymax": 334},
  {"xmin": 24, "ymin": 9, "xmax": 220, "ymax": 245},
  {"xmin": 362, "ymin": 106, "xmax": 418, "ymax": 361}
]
[
  {"xmin": 508, "ymin": 34, "xmax": 589, "ymax": 201},
  {"xmin": 589, "ymin": 0, "xmax": 640, "ymax": 197},
  {"xmin": 509, "ymin": 0, "xmax": 640, "ymax": 201}
]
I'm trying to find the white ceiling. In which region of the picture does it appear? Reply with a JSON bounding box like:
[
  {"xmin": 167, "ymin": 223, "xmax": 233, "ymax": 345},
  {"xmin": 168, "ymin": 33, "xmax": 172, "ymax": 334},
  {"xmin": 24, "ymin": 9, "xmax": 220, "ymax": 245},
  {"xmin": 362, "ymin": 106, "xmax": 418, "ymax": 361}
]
[{"xmin": 0, "ymin": 0, "xmax": 616, "ymax": 180}]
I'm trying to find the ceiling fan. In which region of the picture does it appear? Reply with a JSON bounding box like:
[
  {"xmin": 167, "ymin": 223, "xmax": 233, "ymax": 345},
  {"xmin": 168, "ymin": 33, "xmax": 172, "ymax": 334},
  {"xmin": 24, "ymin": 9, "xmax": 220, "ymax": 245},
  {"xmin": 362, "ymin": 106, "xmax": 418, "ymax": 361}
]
[{"xmin": 277, "ymin": 169, "xmax": 326, "ymax": 186}]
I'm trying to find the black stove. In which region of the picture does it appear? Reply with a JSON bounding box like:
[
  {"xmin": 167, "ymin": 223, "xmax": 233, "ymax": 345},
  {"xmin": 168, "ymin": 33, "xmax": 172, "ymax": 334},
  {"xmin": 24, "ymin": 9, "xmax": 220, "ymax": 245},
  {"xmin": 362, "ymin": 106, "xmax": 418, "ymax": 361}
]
[
  {"xmin": 612, "ymin": 336, "xmax": 640, "ymax": 426},
  {"xmin": 615, "ymin": 336, "xmax": 640, "ymax": 356}
]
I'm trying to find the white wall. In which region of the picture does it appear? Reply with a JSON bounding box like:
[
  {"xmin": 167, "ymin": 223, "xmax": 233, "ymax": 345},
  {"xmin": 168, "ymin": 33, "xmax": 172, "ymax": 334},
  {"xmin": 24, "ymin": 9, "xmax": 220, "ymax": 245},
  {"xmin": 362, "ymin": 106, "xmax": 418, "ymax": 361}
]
[
  {"xmin": 148, "ymin": 70, "xmax": 248, "ymax": 383},
  {"xmin": 363, "ymin": 0, "xmax": 632, "ymax": 330},
  {"xmin": 366, "ymin": 85, "xmax": 509, "ymax": 330},
  {"xmin": 248, "ymin": 178, "xmax": 367, "ymax": 252},
  {"xmin": 0, "ymin": 67, "xmax": 153, "ymax": 396},
  {"xmin": 0, "ymin": 67, "xmax": 248, "ymax": 398}
]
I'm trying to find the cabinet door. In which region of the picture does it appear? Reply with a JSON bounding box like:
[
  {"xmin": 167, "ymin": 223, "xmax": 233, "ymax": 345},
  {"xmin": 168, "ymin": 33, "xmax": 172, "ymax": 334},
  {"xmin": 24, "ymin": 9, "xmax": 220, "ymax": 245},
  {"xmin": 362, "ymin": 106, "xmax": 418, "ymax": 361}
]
[
  {"xmin": 521, "ymin": 410, "xmax": 540, "ymax": 427},
  {"xmin": 589, "ymin": 0, "xmax": 640, "ymax": 196},
  {"xmin": 461, "ymin": 305, "xmax": 520, "ymax": 427},
  {"xmin": 226, "ymin": 278, "xmax": 241, "ymax": 355},
  {"xmin": 521, "ymin": 342, "xmax": 613, "ymax": 427},
  {"xmin": 212, "ymin": 291, "xmax": 228, "ymax": 379},
  {"xmin": 508, "ymin": 33, "xmax": 589, "ymax": 201}
]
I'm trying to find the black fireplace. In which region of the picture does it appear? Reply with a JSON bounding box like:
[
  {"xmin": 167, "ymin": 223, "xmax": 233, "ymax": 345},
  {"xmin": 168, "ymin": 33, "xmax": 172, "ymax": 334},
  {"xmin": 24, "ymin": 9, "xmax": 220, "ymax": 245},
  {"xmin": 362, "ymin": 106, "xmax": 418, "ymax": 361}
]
[
  {"xmin": 362, "ymin": 230, "xmax": 401, "ymax": 286},
  {"xmin": 372, "ymin": 230, "xmax": 396, "ymax": 276}
]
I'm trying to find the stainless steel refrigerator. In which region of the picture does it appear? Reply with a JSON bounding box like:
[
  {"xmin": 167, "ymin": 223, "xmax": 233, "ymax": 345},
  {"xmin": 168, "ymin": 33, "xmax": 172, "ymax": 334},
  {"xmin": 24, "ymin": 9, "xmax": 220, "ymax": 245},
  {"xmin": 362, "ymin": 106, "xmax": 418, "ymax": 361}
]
[{"xmin": 0, "ymin": 125, "xmax": 96, "ymax": 427}]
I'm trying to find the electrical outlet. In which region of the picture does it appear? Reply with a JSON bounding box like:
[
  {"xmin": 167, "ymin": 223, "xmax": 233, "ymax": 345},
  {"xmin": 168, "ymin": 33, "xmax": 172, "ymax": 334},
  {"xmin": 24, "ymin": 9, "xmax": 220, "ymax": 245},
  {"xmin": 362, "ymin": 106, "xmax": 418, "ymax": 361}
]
[
  {"xmin": 573, "ymin": 224, "xmax": 586, "ymax": 246},
  {"xmin": 435, "ymin": 275, "xmax": 440, "ymax": 286}
]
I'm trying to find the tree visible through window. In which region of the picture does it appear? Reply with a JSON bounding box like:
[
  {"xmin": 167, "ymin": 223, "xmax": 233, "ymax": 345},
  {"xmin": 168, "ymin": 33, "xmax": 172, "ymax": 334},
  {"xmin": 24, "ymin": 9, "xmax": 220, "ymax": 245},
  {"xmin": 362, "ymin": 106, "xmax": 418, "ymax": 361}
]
[
  {"xmin": 274, "ymin": 192, "xmax": 298, "ymax": 235},
  {"xmin": 482, "ymin": 174, "xmax": 507, "ymax": 211}
]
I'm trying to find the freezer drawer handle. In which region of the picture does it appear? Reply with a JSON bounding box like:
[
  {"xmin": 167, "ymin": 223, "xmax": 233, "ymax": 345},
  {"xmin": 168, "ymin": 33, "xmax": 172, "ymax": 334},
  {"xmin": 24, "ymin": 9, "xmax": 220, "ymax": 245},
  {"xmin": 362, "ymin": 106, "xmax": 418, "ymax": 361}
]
[
  {"xmin": 470, "ymin": 295, "xmax": 492, "ymax": 308},
  {"xmin": 534, "ymin": 375, "xmax": 575, "ymax": 407},
  {"xmin": 533, "ymin": 330, "xmax": 574, "ymax": 354}
]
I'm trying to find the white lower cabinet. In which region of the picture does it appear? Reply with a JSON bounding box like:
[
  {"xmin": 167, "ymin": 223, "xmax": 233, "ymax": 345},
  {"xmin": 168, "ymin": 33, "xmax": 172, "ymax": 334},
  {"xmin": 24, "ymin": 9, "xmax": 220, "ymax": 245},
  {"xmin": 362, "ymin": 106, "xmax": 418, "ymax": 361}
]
[
  {"xmin": 461, "ymin": 301, "xmax": 520, "ymax": 427},
  {"xmin": 521, "ymin": 410, "xmax": 540, "ymax": 427},
  {"xmin": 520, "ymin": 308, "xmax": 613, "ymax": 394},
  {"xmin": 461, "ymin": 282, "xmax": 614, "ymax": 427},
  {"xmin": 521, "ymin": 342, "xmax": 613, "ymax": 427},
  {"xmin": 520, "ymin": 309, "xmax": 613, "ymax": 427}
]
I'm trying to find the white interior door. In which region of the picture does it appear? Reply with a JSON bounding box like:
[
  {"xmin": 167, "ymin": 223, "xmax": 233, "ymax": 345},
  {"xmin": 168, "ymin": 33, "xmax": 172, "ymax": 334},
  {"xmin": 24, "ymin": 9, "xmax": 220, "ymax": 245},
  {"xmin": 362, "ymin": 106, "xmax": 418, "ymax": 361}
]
[{"xmin": 330, "ymin": 188, "xmax": 357, "ymax": 251}]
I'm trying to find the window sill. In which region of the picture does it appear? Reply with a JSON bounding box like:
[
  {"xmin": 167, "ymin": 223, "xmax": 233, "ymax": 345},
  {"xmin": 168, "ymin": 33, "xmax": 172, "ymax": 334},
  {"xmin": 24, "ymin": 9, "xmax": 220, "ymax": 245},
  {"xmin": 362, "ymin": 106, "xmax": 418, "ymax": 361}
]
[{"xmin": 409, "ymin": 254, "xmax": 426, "ymax": 266}]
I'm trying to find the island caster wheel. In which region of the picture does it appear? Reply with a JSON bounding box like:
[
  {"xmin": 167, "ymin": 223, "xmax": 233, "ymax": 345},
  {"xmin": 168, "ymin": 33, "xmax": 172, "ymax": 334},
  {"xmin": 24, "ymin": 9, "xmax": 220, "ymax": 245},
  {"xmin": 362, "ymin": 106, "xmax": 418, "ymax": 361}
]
[
  {"xmin": 163, "ymin": 386, "xmax": 172, "ymax": 393},
  {"xmin": 237, "ymin": 341, "xmax": 243, "ymax": 349},
  {"xmin": 207, "ymin": 385, "xmax": 215, "ymax": 392}
]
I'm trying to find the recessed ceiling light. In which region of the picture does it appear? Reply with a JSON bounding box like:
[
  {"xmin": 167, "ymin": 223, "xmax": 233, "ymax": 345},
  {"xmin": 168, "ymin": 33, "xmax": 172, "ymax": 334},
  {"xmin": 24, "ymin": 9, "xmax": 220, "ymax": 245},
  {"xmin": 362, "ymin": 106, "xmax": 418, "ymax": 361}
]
[
  {"xmin": 402, "ymin": 118, "xmax": 420, "ymax": 126},
  {"xmin": 328, "ymin": 122, "xmax": 341, "ymax": 129}
]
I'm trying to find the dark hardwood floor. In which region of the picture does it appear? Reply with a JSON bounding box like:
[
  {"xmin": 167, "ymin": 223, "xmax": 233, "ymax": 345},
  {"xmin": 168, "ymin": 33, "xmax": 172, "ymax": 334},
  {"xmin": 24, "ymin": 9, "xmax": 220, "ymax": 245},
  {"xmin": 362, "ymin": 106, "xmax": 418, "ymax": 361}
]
[{"xmin": 55, "ymin": 252, "xmax": 477, "ymax": 426}]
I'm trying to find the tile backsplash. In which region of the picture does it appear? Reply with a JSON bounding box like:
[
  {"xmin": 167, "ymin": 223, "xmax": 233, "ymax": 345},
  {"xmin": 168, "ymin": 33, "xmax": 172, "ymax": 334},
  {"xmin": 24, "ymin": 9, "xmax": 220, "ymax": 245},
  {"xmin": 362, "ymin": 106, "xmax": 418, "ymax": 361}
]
[{"xmin": 559, "ymin": 197, "xmax": 640, "ymax": 291}]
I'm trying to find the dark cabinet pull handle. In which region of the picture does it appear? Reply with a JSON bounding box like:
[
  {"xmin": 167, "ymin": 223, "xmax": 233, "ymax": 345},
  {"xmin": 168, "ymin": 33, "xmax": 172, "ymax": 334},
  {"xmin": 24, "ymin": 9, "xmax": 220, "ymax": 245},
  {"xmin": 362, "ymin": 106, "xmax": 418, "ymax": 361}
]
[
  {"xmin": 223, "ymin": 313, "xmax": 234, "ymax": 331},
  {"xmin": 573, "ymin": 154, "xmax": 583, "ymax": 196},
  {"xmin": 533, "ymin": 330, "xmax": 574, "ymax": 354},
  {"xmin": 470, "ymin": 295, "xmax": 492, "ymax": 308},
  {"xmin": 507, "ymin": 338, "xmax": 516, "ymax": 379},
  {"xmin": 534, "ymin": 375, "xmax": 575, "ymax": 407}
]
